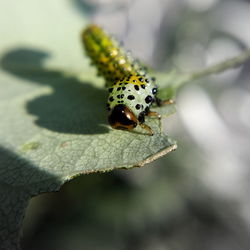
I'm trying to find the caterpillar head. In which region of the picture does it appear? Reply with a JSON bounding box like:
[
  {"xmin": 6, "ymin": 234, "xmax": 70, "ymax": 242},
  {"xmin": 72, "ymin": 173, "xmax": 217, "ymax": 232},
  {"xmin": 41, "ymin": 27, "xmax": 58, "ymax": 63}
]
[{"xmin": 108, "ymin": 104, "xmax": 138, "ymax": 131}]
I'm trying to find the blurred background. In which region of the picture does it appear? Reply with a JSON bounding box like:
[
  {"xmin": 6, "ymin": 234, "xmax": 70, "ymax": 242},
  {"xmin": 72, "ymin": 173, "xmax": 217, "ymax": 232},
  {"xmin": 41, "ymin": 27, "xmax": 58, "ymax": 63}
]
[{"xmin": 18, "ymin": 0, "xmax": 250, "ymax": 249}]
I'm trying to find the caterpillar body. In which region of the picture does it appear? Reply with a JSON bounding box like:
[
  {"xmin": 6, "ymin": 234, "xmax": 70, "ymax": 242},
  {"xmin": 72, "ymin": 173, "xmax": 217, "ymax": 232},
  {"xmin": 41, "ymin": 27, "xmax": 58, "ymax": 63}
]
[{"xmin": 82, "ymin": 25, "xmax": 171, "ymax": 135}]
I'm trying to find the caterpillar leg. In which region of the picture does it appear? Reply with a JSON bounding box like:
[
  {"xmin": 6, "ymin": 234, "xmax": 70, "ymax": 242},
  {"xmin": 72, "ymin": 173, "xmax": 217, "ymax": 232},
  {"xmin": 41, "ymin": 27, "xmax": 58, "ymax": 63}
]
[
  {"xmin": 139, "ymin": 123, "xmax": 154, "ymax": 136},
  {"xmin": 155, "ymin": 97, "xmax": 174, "ymax": 107},
  {"xmin": 147, "ymin": 111, "xmax": 161, "ymax": 119}
]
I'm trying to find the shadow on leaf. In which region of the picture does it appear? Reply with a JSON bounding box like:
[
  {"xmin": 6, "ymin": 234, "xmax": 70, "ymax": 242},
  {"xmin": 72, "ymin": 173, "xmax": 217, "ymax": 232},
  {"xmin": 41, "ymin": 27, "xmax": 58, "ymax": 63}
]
[
  {"xmin": 0, "ymin": 48, "xmax": 109, "ymax": 135},
  {"xmin": 0, "ymin": 146, "xmax": 61, "ymax": 248}
]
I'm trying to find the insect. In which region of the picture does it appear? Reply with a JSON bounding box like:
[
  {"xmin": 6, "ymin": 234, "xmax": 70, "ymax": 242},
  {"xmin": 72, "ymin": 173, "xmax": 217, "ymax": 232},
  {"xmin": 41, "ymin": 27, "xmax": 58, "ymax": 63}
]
[{"xmin": 82, "ymin": 25, "xmax": 173, "ymax": 135}]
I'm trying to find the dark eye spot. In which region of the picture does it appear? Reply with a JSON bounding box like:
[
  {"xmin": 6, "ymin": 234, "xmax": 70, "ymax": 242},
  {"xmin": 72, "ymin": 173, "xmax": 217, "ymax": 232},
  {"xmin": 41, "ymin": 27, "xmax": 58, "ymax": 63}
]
[
  {"xmin": 139, "ymin": 77, "xmax": 144, "ymax": 82},
  {"xmin": 108, "ymin": 88, "xmax": 113, "ymax": 93},
  {"xmin": 109, "ymin": 96, "xmax": 114, "ymax": 102},
  {"xmin": 117, "ymin": 95, "xmax": 121, "ymax": 99},
  {"xmin": 135, "ymin": 104, "xmax": 141, "ymax": 110},
  {"xmin": 145, "ymin": 95, "xmax": 153, "ymax": 104},
  {"xmin": 117, "ymin": 87, "xmax": 121, "ymax": 91},
  {"xmin": 134, "ymin": 85, "xmax": 139, "ymax": 91},
  {"xmin": 152, "ymin": 88, "xmax": 157, "ymax": 94},
  {"xmin": 121, "ymin": 94, "xmax": 124, "ymax": 98},
  {"xmin": 141, "ymin": 84, "xmax": 145, "ymax": 89},
  {"xmin": 127, "ymin": 95, "xmax": 135, "ymax": 100},
  {"xmin": 133, "ymin": 79, "xmax": 137, "ymax": 83},
  {"xmin": 145, "ymin": 78, "xmax": 149, "ymax": 83},
  {"xmin": 122, "ymin": 87, "xmax": 126, "ymax": 90}
]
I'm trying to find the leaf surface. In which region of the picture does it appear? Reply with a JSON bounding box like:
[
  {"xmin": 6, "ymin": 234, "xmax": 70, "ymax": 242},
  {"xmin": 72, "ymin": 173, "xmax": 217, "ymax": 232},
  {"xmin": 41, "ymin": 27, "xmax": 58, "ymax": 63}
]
[{"xmin": 0, "ymin": 1, "xmax": 176, "ymax": 248}]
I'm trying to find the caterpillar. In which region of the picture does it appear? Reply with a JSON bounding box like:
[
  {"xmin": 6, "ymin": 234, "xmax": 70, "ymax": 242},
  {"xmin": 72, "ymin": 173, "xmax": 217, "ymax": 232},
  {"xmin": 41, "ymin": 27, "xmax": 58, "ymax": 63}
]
[{"xmin": 82, "ymin": 25, "xmax": 172, "ymax": 135}]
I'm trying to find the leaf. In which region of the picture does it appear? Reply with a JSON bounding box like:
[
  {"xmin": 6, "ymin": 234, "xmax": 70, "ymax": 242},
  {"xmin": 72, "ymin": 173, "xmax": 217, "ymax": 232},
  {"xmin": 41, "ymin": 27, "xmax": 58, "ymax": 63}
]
[{"xmin": 0, "ymin": 1, "xmax": 176, "ymax": 248}]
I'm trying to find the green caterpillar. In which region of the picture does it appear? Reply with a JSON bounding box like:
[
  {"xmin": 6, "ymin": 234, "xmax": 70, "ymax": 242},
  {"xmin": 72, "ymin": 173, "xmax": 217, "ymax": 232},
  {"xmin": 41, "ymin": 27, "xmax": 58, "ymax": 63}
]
[{"xmin": 82, "ymin": 25, "xmax": 172, "ymax": 135}]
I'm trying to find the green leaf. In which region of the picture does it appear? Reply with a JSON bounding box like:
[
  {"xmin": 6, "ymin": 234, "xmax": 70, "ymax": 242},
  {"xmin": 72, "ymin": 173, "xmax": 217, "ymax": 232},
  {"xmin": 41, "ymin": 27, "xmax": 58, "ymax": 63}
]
[{"xmin": 0, "ymin": 1, "xmax": 176, "ymax": 248}]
